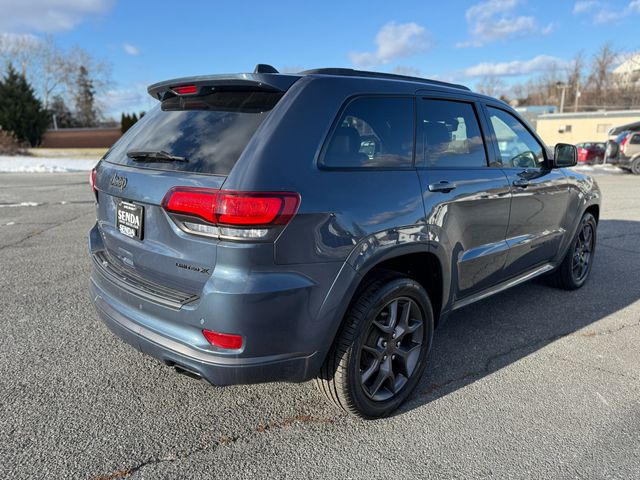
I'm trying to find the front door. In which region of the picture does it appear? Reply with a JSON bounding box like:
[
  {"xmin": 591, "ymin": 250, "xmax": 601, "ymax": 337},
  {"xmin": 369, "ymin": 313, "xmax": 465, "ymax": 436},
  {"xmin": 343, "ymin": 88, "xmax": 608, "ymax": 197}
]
[
  {"xmin": 417, "ymin": 97, "xmax": 512, "ymax": 300},
  {"xmin": 484, "ymin": 105, "xmax": 571, "ymax": 278}
]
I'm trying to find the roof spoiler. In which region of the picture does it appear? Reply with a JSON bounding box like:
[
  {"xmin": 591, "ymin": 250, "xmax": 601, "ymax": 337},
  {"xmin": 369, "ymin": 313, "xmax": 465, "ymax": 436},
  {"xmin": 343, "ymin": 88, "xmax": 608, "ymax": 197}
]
[{"xmin": 147, "ymin": 72, "xmax": 298, "ymax": 101}]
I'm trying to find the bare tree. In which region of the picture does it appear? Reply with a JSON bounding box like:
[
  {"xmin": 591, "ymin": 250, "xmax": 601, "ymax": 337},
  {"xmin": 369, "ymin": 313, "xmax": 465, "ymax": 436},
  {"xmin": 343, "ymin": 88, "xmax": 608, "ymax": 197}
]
[
  {"xmin": 585, "ymin": 43, "xmax": 618, "ymax": 108},
  {"xmin": 567, "ymin": 52, "xmax": 584, "ymax": 112},
  {"xmin": 475, "ymin": 76, "xmax": 507, "ymax": 98}
]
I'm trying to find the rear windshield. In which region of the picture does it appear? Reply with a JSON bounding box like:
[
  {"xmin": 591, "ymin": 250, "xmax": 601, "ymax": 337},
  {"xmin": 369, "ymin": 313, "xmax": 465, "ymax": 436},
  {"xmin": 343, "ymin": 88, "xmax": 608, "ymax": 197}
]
[{"xmin": 103, "ymin": 90, "xmax": 282, "ymax": 175}]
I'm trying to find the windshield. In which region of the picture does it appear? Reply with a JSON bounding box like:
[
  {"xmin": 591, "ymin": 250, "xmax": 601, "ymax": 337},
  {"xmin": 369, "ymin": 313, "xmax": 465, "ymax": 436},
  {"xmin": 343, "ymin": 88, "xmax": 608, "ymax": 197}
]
[{"xmin": 104, "ymin": 90, "xmax": 283, "ymax": 175}]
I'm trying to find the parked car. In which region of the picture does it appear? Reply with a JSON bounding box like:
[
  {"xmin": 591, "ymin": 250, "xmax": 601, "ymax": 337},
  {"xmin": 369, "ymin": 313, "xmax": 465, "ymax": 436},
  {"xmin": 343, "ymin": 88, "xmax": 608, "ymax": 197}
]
[
  {"xmin": 604, "ymin": 131, "xmax": 629, "ymax": 165},
  {"xmin": 576, "ymin": 142, "xmax": 605, "ymax": 164},
  {"xmin": 88, "ymin": 65, "xmax": 601, "ymax": 418},
  {"xmin": 616, "ymin": 131, "xmax": 640, "ymax": 174}
]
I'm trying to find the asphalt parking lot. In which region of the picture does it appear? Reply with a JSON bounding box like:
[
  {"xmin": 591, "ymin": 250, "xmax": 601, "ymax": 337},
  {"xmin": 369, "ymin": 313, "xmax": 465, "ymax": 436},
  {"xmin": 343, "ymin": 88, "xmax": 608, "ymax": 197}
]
[{"xmin": 1, "ymin": 172, "xmax": 639, "ymax": 479}]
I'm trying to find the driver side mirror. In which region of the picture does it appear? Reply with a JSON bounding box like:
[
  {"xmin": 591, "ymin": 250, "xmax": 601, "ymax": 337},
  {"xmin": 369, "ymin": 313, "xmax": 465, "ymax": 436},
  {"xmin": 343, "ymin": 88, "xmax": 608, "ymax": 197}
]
[{"xmin": 552, "ymin": 143, "xmax": 577, "ymax": 168}]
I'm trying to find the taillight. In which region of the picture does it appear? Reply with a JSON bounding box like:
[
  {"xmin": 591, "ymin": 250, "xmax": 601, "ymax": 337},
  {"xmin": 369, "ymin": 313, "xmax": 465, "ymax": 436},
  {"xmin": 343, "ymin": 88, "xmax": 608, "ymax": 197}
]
[
  {"xmin": 172, "ymin": 85, "xmax": 198, "ymax": 95},
  {"xmin": 202, "ymin": 329, "xmax": 243, "ymax": 350},
  {"xmin": 89, "ymin": 168, "xmax": 98, "ymax": 200},
  {"xmin": 620, "ymin": 134, "xmax": 630, "ymax": 154},
  {"xmin": 162, "ymin": 188, "xmax": 300, "ymax": 240},
  {"xmin": 163, "ymin": 188, "xmax": 217, "ymax": 223}
]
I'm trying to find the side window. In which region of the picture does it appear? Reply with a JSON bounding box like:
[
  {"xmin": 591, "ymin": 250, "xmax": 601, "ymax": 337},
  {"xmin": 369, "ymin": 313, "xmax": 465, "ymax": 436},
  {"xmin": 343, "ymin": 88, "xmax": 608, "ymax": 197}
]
[
  {"xmin": 321, "ymin": 97, "xmax": 414, "ymax": 168},
  {"xmin": 487, "ymin": 107, "xmax": 545, "ymax": 169},
  {"xmin": 630, "ymin": 134, "xmax": 640, "ymax": 145},
  {"xmin": 419, "ymin": 99, "xmax": 487, "ymax": 168}
]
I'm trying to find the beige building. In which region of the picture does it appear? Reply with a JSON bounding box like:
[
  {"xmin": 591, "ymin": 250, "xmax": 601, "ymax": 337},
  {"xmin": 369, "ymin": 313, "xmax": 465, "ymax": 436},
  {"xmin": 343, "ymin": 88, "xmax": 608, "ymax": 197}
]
[{"xmin": 536, "ymin": 110, "xmax": 640, "ymax": 145}]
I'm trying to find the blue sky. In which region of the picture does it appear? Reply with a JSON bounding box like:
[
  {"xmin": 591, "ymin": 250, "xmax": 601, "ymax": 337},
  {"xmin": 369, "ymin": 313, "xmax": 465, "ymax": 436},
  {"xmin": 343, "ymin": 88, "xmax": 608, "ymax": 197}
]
[{"xmin": 1, "ymin": 0, "xmax": 638, "ymax": 117}]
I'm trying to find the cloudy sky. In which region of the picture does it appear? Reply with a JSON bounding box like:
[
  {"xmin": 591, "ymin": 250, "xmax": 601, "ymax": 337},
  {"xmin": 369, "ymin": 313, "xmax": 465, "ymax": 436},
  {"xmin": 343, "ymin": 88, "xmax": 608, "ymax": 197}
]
[{"xmin": 0, "ymin": 0, "xmax": 638, "ymax": 116}]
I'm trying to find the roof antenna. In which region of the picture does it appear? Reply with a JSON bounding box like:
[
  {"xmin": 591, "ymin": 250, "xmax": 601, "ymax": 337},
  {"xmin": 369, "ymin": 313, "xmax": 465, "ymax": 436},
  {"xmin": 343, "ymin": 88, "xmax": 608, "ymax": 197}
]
[{"xmin": 254, "ymin": 64, "xmax": 279, "ymax": 74}]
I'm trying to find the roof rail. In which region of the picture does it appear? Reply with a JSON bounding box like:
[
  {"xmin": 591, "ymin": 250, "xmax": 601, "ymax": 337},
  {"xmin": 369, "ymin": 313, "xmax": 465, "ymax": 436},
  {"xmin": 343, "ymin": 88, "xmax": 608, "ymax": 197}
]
[{"xmin": 300, "ymin": 68, "xmax": 470, "ymax": 91}]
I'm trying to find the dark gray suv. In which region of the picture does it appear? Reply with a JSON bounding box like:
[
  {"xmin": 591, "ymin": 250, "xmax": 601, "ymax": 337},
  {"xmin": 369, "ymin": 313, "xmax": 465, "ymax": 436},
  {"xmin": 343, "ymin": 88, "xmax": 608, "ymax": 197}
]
[{"xmin": 88, "ymin": 66, "xmax": 601, "ymax": 418}]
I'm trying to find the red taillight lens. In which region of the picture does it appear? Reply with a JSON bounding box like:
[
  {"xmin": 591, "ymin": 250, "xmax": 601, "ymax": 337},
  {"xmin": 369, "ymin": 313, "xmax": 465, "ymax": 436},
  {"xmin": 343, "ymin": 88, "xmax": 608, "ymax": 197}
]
[
  {"xmin": 162, "ymin": 188, "xmax": 300, "ymax": 230},
  {"xmin": 90, "ymin": 168, "xmax": 97, "ymax": 193},
  {"xmin": 172, "ymin": 85, "xmax": 198, "ymax": 95},
  {"xmin": 620, "ymin": 134, "xmax": 630, "ymax": 154},
  {"xmin": 217, "ymin": 192, "xmax": 299, "ymax": 226},
  {"xmin": 163, "ymin": 188, "xmax": 217, "ymax": 223},
  {"xmin": 202, "ymin": 329, "xmax": 243, "ymax": 350}
]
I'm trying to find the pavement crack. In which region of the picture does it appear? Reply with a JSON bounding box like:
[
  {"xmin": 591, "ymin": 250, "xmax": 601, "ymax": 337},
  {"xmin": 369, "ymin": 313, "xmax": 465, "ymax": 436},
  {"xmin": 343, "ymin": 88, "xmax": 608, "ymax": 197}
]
[
  {"xmin": 580, "ymin": 321, "xmax": 640, "ymax": 338},
  {"xmin": 548, "ymin": 353, "xmax": 640, "ymax": 382},
  {"xmin": 91, "ymin": 415, "xmax": 336, "ymax": 479},
  {"xmin": 0, "ymin": 210, "xmax": 94, "ymax": 251},
  {"xmin": 417, "ymin": 323, "xmax": 630, "ymax": 398}
]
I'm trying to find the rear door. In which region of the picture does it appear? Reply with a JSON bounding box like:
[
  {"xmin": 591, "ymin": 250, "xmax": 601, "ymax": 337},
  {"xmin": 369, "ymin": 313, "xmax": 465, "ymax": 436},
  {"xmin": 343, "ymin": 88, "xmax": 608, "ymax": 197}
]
[
  {"xmin": 483, "ymin": 104, "xmax": 571, "ymax": 277},
  {"xmin": 416, "ymin": 96, "xmax": 511, "ymax": 299},
  {"xmin": 93, "ymin": 89, "xmax": 283, "ymax": 294}
]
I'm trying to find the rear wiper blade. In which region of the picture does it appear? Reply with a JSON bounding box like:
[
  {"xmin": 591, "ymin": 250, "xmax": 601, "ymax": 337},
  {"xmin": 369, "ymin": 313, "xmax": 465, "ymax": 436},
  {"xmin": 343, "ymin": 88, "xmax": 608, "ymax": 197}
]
[{"xmin": 126, "ymin": 150, "xmax": 188, "ymax": 163}]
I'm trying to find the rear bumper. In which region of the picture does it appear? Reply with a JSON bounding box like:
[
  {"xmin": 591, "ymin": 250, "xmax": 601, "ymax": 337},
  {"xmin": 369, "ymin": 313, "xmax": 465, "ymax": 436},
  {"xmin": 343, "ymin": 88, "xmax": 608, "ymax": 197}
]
[
  {"xmin": 90, "ymin": 279, "xmax": 316, "ymax": 385},
  {"xmin": 87, "ymin": 222, "xmax": 357, "ymax": 386}
]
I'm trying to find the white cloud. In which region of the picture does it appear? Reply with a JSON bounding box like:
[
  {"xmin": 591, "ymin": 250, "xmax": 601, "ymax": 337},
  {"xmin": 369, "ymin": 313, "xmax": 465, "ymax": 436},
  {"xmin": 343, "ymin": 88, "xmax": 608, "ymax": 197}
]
[
  {"xmin": 573, "ymin": 1, "xmax": 640, "ymax": 24},
  {"xmin": 0, "ymin": 32, "xmax": 40, "ymax": 52},
  {"xmin": 100, "ymin": 87, "xmax": 150, "ymax": 117},
  {"xmin": 573, "ymin": 1, "xmax": 598, "ymax": 13},
  {"xmin": 391, "ymin": 66, "xmax": 424, "ymax": 77},
  {"xmin": 456, "ymin": 0, "xmax": 551, "ymax": 47},
  {"xmin": 350, "ymin": 22, "xmax": 432, "ymax": 68},
  {"xmin": 123, "ymin": 43, "xmax": 140, "ymax": 56},
  {"xmin": 464, "ymin": 55, "xmax": 568, "ymax": 77},
  {"xmin": 0, "ymin": 0, "xmax": 112, "ymax": 33}
]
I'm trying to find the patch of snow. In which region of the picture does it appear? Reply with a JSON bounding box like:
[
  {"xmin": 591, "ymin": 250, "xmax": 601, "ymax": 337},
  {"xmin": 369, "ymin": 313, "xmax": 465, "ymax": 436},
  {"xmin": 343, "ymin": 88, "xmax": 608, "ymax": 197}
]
[
  {"xmin": 0, "ymin": 156, "xmax": 97, "ymax": 173},
  {"xmin": 571, "ymin": 164, "xmax": 624, "ymax": 175},
  {"xmin": 0, "ymin": 201, "xmax": 41, "ymax": 208}
]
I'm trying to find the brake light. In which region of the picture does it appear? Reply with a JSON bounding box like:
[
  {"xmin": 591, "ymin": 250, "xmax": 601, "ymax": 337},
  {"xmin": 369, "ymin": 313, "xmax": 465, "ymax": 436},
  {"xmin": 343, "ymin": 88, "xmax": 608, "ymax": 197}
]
[
  {"xmin": 163, "ymin": 188, "xmax": 217, "ymax": 223},
  {"xmin": 620, "ymin": 134, "xmax": 630, "ymax": 154},
  {"xmin": 202, "ymin": 329, "xmax": 243, "ymax": 350},
  {"xmin": 172, "ymin": 85, "xmax": 198, "ymax": 95},
  {"xmin": 162, "ymin": 188, "xmax": 300, "ymax": 240},
  {"xmin": 90, "ymin": 168, "xmax": 97, "ymax": 193}
]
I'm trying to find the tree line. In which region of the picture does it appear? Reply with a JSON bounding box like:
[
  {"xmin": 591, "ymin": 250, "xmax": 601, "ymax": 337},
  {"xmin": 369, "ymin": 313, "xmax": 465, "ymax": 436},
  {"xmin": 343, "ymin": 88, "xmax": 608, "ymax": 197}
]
[
  {"xmin": 476, "ymin": 43, "xmax": 640, "ymax": 111},
  {"xmin": 0, "ymin": 35, "xmax": 108, "ymax": 147}
]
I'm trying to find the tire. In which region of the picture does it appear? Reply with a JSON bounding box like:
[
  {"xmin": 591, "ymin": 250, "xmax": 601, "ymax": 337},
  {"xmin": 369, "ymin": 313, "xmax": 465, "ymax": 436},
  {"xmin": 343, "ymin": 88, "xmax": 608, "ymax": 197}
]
[
  {"xmin": 315, "ymin": 275, "xmax": 434, "ymax": 418},
  {"xmin": 631, "ymin": 158, "xmax": 640, "ymax": 175},
  {"xmin": 548, "ymin": 213, "xmax": 597, "ymax": 290}
]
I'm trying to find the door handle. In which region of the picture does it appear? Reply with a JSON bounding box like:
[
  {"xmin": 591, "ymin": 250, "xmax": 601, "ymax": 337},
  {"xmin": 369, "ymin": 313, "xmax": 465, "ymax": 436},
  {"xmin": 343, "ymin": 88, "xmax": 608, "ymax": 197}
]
[
  {"xmin": 513, "ymin": 178, "xmax": 530, "ymax": 188},
  {"xmin": 428, "ymin": 181, "xmax": 457, "ymax": 193}
]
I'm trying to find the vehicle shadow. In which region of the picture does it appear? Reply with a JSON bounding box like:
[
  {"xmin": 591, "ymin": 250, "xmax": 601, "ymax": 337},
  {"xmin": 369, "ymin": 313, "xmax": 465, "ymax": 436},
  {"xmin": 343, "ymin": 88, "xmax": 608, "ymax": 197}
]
[{"xmin": 397, "ymin": 219, "xmax": 640, "ymax": 415}]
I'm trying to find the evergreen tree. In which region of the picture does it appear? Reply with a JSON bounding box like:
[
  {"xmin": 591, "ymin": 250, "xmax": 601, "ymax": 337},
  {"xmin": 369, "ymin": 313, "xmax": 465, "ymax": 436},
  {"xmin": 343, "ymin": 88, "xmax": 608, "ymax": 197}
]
[
  {"xmin": 120, "ymin": 112, "xmax": 143, "ymax": 133},
  {"xmin": 49, "ymin": 95, "xmax": 75, "ymax": 128},
  {"xmin": 120, "ymin": 112, "xmax": 128, "ymax": 133},
  {"xmin": 0, "ymin": 64, "xmax": 49, "ymax": 146},
  {"xmin": 74, "ymin": 65, "xmax": 97, "ymax": 127}
]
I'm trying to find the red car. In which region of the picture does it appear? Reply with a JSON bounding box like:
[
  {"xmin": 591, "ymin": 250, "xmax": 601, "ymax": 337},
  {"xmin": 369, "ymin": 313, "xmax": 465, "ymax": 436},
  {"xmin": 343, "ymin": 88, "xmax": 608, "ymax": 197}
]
[{"xmin": 576, "ymin": 142, "xmax": 606, "ymax": 164}]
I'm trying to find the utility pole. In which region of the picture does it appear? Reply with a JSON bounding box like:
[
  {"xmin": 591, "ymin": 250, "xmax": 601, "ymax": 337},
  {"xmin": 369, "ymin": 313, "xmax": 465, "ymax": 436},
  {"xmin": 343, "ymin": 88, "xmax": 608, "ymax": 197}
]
[
  {"xmin": 556, "ymin": 82, "xmax": 568, "ymax": 113},
  {"xmin": 574, "ymin": 78, "xmax": 581, "ymax": 112}
]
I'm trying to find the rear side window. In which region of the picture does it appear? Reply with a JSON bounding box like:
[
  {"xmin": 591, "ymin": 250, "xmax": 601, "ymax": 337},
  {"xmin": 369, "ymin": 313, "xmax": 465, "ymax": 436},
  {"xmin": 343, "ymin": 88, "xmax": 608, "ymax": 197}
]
[
  {"xmin": 630, "ymin": 134, "xmax": 640, "ymax": 145},
  {"xmin": 321, "ymin": 97, "xmax": 414, "ymax": 168},
  {"xmin": 418, "ymin": 99, "xmax": 487, "ymax": 168},
  {"xmin": 103, "ymin": 90, "xmax": 282, "ymax": 175}
]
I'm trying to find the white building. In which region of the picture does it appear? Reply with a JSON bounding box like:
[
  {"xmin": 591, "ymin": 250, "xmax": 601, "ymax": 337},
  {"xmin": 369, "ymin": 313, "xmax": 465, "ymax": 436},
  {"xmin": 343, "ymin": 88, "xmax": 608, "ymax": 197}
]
[{"xmin": 613, "ymin": 54, "xmax": 640, "ymax": 85}]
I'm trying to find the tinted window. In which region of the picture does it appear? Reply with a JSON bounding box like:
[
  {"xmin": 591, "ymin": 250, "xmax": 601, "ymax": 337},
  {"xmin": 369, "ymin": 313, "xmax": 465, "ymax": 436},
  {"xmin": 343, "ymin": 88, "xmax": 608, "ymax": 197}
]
[
  {"xmin": 104, "ymin": 90, "xmax": 282, "ymax": 175},
  {"xmin": 419, "ymin": 99, "xmax": 486, "ymax": 168},
  {"xmin": 630, "ymin": 134, "xmax": 640, "ymax": 145},
  {"xmin": 321, "ymin": 97, "xmax": 414, "ymax": 168},
  {"xmin": 487, "ymin": 107, "xmax": 545, "ymax": 168}
]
